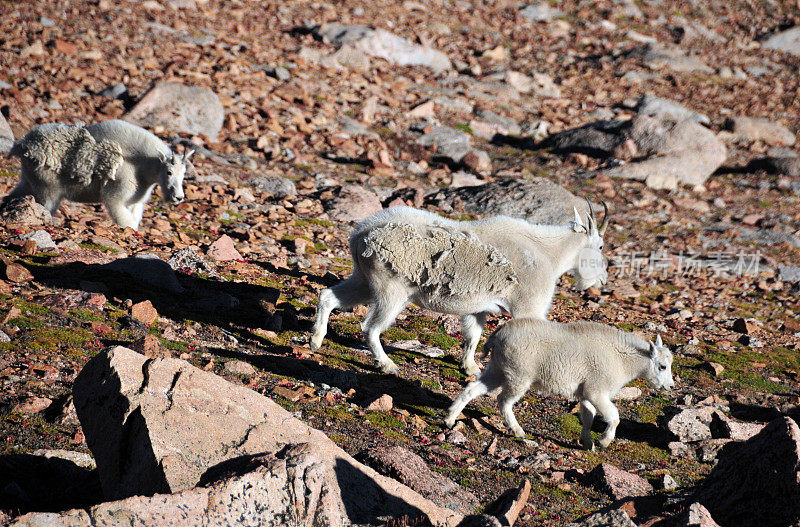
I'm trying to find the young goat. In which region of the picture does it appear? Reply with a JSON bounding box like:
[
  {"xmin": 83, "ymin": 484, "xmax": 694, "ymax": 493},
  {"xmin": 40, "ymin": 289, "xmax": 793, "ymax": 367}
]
[
  {"xmin": 444, "ymin": 319, "xmax": 674, "ymax": 450},
  {"xmin": 5, "ymin": 119, "xmax": 192, "ymax": 229},
  {"xmin": 310, "ymin": 205, "xmax": 608, "ymax": 374}
]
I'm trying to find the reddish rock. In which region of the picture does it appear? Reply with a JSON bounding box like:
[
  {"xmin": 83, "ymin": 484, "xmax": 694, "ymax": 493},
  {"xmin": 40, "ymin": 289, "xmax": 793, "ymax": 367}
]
[
  {"xmin": 732, "ymin": 318, "xmax": 757, "ymax": 335},
  {"xmin": 586, "ymin": 463, "xmax": 653, "ymax": 500},
  {"xmin": 462, "ymin": 149, "xmax": 492, "ymax": 173},
  {"xmin": 366, "ymin": 394, "xmax": 394, "ymax": 411},
  {"xmin": 132, "ymin": 334, "xmax": 167, "ymax": 358},
  {"xmin": 696, "ymin": 416, "xmax": 800, "ymax": 526},
  {"xmin": 321, "ymin": 185, "xmax": 383, "ymax": 223},
  {"xmin": 207, "ymin": 235, "xmax": 242, "ymax": 262},
  {"xmin": 3, "ymin": 260, "xmax": 33, "ymax": 284},
  {"xmin": 0, "ymin": 195, "xmax": 52, "ymax": 227},
  {"xmin": 701, "ymin": 362, "xmax": 724, "ymax": 377},
  {"xmin": 12, "ymin": 395, "xmax": 53, "ymax": 414},
  {"xmin": 39, "ymin": 291, "xmax": 107, "ymax": 311},
  {"xmin": 130, "ymin": 300, "xmax": 158, "ymax": 324}
]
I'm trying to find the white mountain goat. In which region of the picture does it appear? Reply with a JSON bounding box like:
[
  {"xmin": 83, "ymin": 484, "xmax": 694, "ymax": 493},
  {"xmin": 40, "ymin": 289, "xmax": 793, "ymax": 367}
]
[
  {"xmin": 310, "ymin": 205, "xmax": 609, "ymax": 374},
  {"xmin": 444, "ymin": 319, "xmax": 674, "ymax": 450},
  {"xmin": 5, "ymin": 119, "xmax": 192, "ymax": 229}
]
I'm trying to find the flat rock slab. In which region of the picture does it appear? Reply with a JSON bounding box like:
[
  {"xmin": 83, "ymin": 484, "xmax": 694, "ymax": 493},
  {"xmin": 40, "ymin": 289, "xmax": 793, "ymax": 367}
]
[
  {"xmin": 72, "ymin": 346, "xmax": 463, "ymax": 526},
  {"xmin": 695, "ymin": 416, "xmax": 800, "ymax": 527},
  {"xmin": 361, "ymin": 445, "xmax": 480, "ymax": 514},
  {"xmin": 124, "ymin": 82, "xmax": 224, "ymax": 141},
  {"xmin": 102, "ymin": 254, "xmax": 184, "ymax": 293},
  {"xmin": 586, "ymin": 463, "xmax": 653, "ymax": 500},
  {"xmin": 566, "ymin": 509, "xmax": 637, "ymax": 527},
  {"xmin": 425, "ymin": 177, "xmax": 591, "ymax": 225},
  {"xmin": 321, "ymin": 184, "xmax": 383, "ymax": 223}
]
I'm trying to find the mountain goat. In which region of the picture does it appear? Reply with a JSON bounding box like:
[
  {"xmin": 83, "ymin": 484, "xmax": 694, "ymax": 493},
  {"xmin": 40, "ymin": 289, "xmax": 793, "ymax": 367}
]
[
  {"xmin": 5, "ymin": 119, "xmax": 192, "ymax": 230},
  {"xmin": 444, "ymin": 319, "xmax": 674, "ymax": 450},
  {"xmin": 310, "ymin": 205, "xmax": 609, "ymax": 374}
]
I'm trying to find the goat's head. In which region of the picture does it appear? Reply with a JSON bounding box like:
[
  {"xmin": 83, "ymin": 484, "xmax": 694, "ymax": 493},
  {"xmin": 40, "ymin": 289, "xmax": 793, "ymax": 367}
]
[
  {"xmin": 159, "ymin": 149, "xmax": 193, "ymax": 204},
  {"xmin": 569, "ymin": 200, "xmax": 609, "ymax": 290},
  {"xmin": 644, "ymin": 335, "xmax": 675, "ymax": 391}
]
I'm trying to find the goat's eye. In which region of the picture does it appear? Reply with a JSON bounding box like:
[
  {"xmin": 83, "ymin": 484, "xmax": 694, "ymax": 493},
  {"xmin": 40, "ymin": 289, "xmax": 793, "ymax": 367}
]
[{"xmin": 658, "ymin": 364, "xmax": 666, "ymax": 371}]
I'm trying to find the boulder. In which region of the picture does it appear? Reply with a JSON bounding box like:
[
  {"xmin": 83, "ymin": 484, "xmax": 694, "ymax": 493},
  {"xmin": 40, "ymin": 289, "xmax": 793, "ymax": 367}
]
[
  {"xmin": 312, "ymin": 24, "xmax": 451, "ymax": 74},
  {"xmin": 207, "ymin": 234, "xmax": 242, "ymax": 262},
  {"xmin": 72, "ymin": 346, "xmax": 463, "ymax": 525},
  {"xmin": 14, "ymin": 230, "xmax": 57, "ymax": 252},
  {"xmin": 566, "ymin": 509, "xmax": 637, "ymax": 527},
  {"xmin": 425, "ymin": 177, "xmax": 592, "ymax": 225},
  {"xmin": 11, "ymin": 444, "xmax": 348, "ymax": 527},
  {"xmin": 604, "ymin": 114, "xmax": 727, "ymax": 189},
  {"xmin": 0, "ymin": 111, "xmax": 14, "ymax": 154},
  {"xmin": 585, "ymin": 463, "xmax": 653, "ymax": 500},
  {"xmin": 683, "ymin": 502, "xmax": 721, "ymax": 527},
  {"xmin": 695, "ymin": 416, "xmax": 800, "ymax": 527},
  {"xmin": 762, "ymin": 26, "xmax": 800, "ymax": 56},
  {"xmin": 321, "ymin": 185, "xmax": 383, "ymax": 223},
  {"xmin": 0, "ymin": 195, "xmax": 52, "ymax": 228},
  {"xmin": 247, "ymin": 173, "xmax": 297, "ymax": 198},
  {"xmin": 124, "ymin": 82, "xmax": 224, "ymax": 141},
  {"xmin": 635, "ymin": 95, "xmax": 710, "ymax": 125},
  {"xmin": 167, "ymin": 247, "xmax": 218, "ymax": 277},
  {"xmin": 361, "ymin": 445, "xmax": 480, "ymax": 514},
  {"xmin": 725, "ymin": 116, "xmax": 795, "ymax": 146},
  {"xmin": 660, "ymin": 405, "xmax": 724, "ymax": 442}
]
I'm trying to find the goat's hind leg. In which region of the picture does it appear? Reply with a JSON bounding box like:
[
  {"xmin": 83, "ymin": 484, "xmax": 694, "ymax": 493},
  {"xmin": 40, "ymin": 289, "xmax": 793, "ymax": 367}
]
[
  {"xmin": 498, "ymin": 380, "xmax": 531, "ymax": 438},
  {"xmin": 361, "ymin": 289, "xmax": 407, "ymax": 374},
  {"xmin": 579, "ymin": 400, "xmax": 597, "ymax": 450},
  {"xmin": 310, "ymin": 273, "xmax": 371, "ymax": 350},
  {"xmin": 3, "ymin": 180, "xmax": 32, "ymax": 204},
  {"xmin": 444, "ymin": 365, "xmax": 503, "ymax": 428},
  {"xmin": 460, "ymin": 312, "xmax": 488, "ymax": 375},
  {"xmin": 105, "ymin": 200, "xmax": 138, "ymax": 230}
]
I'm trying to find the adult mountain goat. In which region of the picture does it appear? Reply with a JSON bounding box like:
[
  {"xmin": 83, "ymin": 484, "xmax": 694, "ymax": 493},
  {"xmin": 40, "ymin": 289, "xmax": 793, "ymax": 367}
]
[
  {"xmin": 310, "ymin": 205, "xmax": 609, "ymax": 374},
  {"xmin": 444, "ymin": 319, "xmax": 674, "ymax": 450},
  {"xmin": 5, "ymin": 120, "xmax": 192, "ymax": 229}
]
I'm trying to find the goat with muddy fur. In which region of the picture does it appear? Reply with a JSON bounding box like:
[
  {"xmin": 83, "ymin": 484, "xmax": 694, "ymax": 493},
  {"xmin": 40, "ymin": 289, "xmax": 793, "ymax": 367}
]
[
  {"xmin": 310, "ymin": 205, "xmax": 609, "ymax": 374},
  {"xmin": 5, "ymin": 119, "xmax": 192, "ymax": 230}
]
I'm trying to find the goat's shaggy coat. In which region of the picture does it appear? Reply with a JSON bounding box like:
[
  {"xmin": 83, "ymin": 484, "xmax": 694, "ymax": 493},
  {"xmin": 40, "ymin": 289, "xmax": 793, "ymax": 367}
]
[
  {"xmin": 310, "ymin": 206, "xmax": 608, "ymax": 374},
  {"xmin": 444, "ymin": 319, "xmax": 674, "ymax": 450}
]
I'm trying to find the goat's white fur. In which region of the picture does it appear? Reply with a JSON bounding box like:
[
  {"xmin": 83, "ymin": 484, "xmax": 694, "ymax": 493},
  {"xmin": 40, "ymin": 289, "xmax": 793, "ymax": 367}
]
[
  {"xmin": 444, "ymin": 319, "xmax": 674, "ymax": 449},
  {"xmin": 310, "ymin": 206, "xmax": 607, "ymax": 374},
  {"xmin": 5, "ymin": 119, "xmax": 192, "ymax": 230}
]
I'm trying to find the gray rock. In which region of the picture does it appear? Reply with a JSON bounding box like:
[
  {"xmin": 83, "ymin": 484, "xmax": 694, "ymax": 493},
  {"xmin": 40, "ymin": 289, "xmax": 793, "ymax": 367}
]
[
  {"xmin": 312, "ymin": 24, "xmax": 451, "ymax": 74},
  {"xmin": 71, "ymin": 346, "xmax": 464, "ymax": 525},
  {"xmin": 520, "ymin": 2, "xmax": 563, "ymax": 22},
  {"xmin": 263, "ymin": 65, "xmax": 291, "ymax": 81},
  {"xmin": 762, "ymin": 26, "xmax": 800, "ymax": 56},
  {"xmin": 338, "ymin": 115, "xmax": 378, "ymax": 138},
  {"xmin": 247, "ymin": 173, "xmax": 297, "ymax": 198},
  {"xmin": 684, "ymin": 502, "xmax": 722, "ymax": 527},
  {"xmin": 321, "ymin": 184, "xmax": 383, "ymax": 223},
  {"xmin": 361, "ymin": 445, "xmax": 480, "ymax": 514},
  {"xmin": 167, "ymin": 247, "xmax": 218, "ymax": 277},
  {"xmin": 632, "ymin": 43, "xmax": 713, "ymax": 74},
  {"xmin": 417, "ymin": 125, "xmax": 473, "ymax": 163},
  {"xmin": 223, "ymin": 359, "xmax": 256, "ymax": 376},
  {"xmin": 426, "ymin": 177, "xmax": 592, "ymax": 225},
  {"xmin": 540, "ymin": 119, "xmax": 624, "ymax": 156},
  {"xmin": 0, "ymin": 111, "xmax": 13, "ymax": 154},
  {"xmin": 16, "ymin": 230, "xmax": 57, "ymax": 251},
  {"xmin": 696, "ymin": 416, "xmax": 800, "ymax": 527},
  {"xmin": 605, "ymin": 114, "xmax": 727, "ymax": 189},
  {"xmin": 779, "ymin": 265, "xmax": 800, "ymax": 283},
  {"xmin": 567, "ymin": 509, "xmax": 637, "ymax": 527},
  {"xmin": 660, "ymin": 405, "xmax": 723, "ymax": 442},
  {"xmin": 725, "ymin": 116, "xmax": 795, "ymax": 146},
  {"xmin": 98, "ymin": 83, "xmax": 128, "ymax": 99},
  {"xmin": 31, "ymin": 449, "xmax": 96, "ymax": 470},
  {"xmin": 636, "ymin": 95, "xmax": 710, "ymax": 125},
  {"xmin": 761, "ymin": 148, "xmax": 800, "ymax": 176},
  {"xmin": 102, "ymin": 254, "xmax": 184, "ymax": 293},
  {"xmin": 124, "ymin": 82, "xmax": 224, "ymax": 141}
]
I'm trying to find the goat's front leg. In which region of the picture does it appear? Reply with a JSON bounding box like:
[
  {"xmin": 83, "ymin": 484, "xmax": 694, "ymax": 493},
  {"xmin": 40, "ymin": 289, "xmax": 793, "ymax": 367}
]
[
  {"xmin": 129, "ymin": 201, "xmax": 145, "ymax": 228},
  {"xmin": 105, "ymin": 200, "xmax": 139, "ymax": 230},
  {"xmin": 579, "ymin": 399, "xmax": 597, "ymax": 450},
  {"xmin": 586, "ymin": 394, "xmax": 619, "ymax": 449},
  {"xmin": 460, "ymin": 312, "xmax": 488, "ymax": 375}
]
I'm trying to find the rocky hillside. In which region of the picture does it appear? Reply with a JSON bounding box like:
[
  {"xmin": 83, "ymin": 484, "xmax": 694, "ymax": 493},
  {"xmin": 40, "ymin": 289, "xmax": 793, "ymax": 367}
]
[{"xmin": 1, "ymin": 0, "xmax": 799, "ymax": 525}]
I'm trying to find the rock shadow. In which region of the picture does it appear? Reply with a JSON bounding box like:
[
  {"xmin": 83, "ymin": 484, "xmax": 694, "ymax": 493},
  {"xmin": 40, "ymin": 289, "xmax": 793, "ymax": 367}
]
[{"xmin": 0, "ymin": 454, "xmax": 102, "ymax": 515}]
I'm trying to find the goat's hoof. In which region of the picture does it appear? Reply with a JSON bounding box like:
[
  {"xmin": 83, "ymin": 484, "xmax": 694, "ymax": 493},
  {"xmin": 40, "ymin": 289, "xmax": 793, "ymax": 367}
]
[
  {"xmin": 378, "ymin": 362, "xmax": 400, "ymax": 375},
  {"xmin": 461, "ymin": 362, "xmax": 481, "ymax": 376},
  {"xmin": 443, "ymin": 416, "xmax": 456, "ymax": 429},
  {"xmin": 512, "ymin": 427, "xmax": 525, "ymax": 439},
  {"xmin": 597, "ymin": 439, "xmax": 613, "ymax": 450},
  {"xmin": 309, "ymin": 339, "xmax": 321, "ymax": 352},
  {"xmin": 580, "ymin": 439, "xmax": 595, "ymax": 451}
]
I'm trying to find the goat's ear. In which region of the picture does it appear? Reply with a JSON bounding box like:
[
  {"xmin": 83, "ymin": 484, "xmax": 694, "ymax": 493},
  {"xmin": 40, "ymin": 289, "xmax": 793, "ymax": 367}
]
[
  {"xmin": 655, "ymin": 334, "xmax": 663, "ymax": 348},
  {"xmin": 646, "ymin": 341, "xmax": 656, "ymax": 358},
  {"xmin": 570, "ymin": 221, "xmax": 587, "ymax": 233}
]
